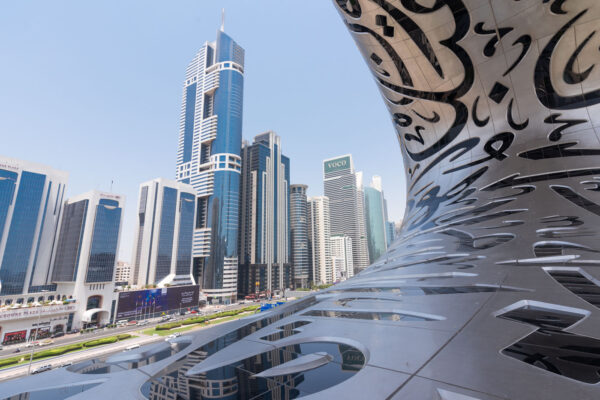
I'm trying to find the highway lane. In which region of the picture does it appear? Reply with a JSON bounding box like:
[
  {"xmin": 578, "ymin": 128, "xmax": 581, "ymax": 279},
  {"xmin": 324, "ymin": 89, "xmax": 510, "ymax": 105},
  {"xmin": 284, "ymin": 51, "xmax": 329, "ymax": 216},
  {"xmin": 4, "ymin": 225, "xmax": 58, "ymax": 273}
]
[
  {"xmin": 0, "ymin": 302, "xmax": 256, "ymax": 360},
  {"xmin": 0, "ymin": 334, "xmax": 163, "ymax": 382}
]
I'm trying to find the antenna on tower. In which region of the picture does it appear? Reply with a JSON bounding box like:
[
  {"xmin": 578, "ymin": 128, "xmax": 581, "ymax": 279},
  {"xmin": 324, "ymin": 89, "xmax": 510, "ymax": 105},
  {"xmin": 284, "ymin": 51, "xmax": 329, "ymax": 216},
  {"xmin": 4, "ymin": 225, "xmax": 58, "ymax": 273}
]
[{"xmin": 220, "ymin": 8, "xmax": 225, "ymax": 31}]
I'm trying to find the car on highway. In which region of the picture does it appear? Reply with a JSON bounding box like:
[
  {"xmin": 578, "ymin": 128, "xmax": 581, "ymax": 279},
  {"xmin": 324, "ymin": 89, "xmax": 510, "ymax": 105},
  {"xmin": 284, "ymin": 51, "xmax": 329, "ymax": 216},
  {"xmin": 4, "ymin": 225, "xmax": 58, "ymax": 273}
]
[
  {"xmin": 13, "ymin": 348, "xmax": 21, "ymax": 353},
  {"xmin": 39, "ymin": 339, "xmax": 54, "ymax": 346},
  {"xmin": 124, "ymin": 344, "xmax": 140, "ymax": 351},
  {"xmin": 24, "ymin": 342, "xmax": 36, "ymax": 348},
  {"xmin": 164, "ymin": 332, "xmax": 182, "ymax": 341},
  {"xmin": 31, "ymin": 364, "xmax": 52, "ymax": 374},
  {"xmin": 137, "ymin": 320, "xmax": 149, "ymax": 326},
  {"xmin": 59, "ymin": 362, "xmax": 72, "ymax": 368}
]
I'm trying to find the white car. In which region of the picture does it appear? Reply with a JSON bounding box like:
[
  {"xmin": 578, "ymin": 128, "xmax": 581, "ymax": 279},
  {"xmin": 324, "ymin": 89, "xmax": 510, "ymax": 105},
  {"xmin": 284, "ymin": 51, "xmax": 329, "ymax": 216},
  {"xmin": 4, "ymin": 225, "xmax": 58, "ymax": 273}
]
[
  {"xmin": 164, "ymin": 332, "xmax": 182, "ymax": 341},
  {"xmin": 32, "ymin": 364, "xmax": 52, "ymax": 374},
  {"xmin": 124, "ymin": 343, "xmax": 140, "ymax": 351}
]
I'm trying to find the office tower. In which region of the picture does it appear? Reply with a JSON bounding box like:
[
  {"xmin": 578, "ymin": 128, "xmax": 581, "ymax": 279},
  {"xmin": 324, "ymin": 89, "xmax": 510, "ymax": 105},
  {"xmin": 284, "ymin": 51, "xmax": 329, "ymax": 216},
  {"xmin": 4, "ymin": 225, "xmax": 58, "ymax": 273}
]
[
  {"xmin": 290, "ymin": 184, "xmax": 310, "ymax": 288},
  {"xmin": 115, "ymin": 261, "xmax": 132, "ymax": 285},
  {"xmin": 323, "ymin": 155, "xmax": 369, "ymax": 273},
  {"xmin": 364, "ymin": 176, "xmax": 388, "ymax": 263},
  {"xmin": 0, "ymin": 156, "xmax": 68, "ymax": 296},
  {"xmin": 307, "ymin": 196, "xmax": 331, "ymax": 285},
  {"xmin": 330, "ymin": 234, "xmax": 354, "ymax": 282},
  {"xmin": 175, "ymin": 26, "xmax": 245, "ymax": 304},
  {"xmin": 51, "ymin": 190, "xmax": 124, "ymax": 327},
  {"xmin": 355, "ymin": 171, "xmax": 369, "ymax": 267},
  {"xmin": 131, "ymin": 178, "xmax": 196, "ymax": 288},
  {"xmin": 238, "ymin": 131, "xmax": 291, "ymax": 296}
]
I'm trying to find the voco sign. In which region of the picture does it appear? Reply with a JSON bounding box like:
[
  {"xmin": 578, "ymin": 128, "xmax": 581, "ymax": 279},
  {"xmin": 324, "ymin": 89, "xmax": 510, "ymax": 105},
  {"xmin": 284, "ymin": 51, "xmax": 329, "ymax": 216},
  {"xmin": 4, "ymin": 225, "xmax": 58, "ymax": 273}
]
[{"xmin": 324, "ymin": 156, "xmax": 351, "ymax": 174}]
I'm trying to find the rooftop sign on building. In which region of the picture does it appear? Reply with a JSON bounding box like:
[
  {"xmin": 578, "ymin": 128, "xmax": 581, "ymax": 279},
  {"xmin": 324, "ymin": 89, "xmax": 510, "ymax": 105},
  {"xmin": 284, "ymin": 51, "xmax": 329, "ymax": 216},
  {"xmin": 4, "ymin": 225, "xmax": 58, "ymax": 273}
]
[{"xmin": 324, "ymin": 156, "xmax": 351, "ymax": 174}]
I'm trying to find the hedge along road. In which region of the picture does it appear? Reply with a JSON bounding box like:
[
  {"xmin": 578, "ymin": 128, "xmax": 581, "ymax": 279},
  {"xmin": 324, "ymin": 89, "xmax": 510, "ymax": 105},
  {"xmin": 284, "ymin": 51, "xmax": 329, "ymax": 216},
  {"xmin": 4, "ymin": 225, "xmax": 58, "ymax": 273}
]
[
  {"xmin": 0, "ymin": 334, "xmax": 161, "ymax": 382},
  {"xmin": 0, "ymin": 304, "xmax": 262, "ymax": 382},
  {"xmin": 0, "ymin": 302, "xmax": 259, "ymax": 361}
]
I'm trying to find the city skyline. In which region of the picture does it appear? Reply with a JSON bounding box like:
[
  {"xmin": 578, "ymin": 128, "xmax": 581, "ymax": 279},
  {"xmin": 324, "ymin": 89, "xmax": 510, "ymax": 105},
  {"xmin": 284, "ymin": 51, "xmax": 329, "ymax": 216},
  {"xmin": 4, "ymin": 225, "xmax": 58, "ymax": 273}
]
[{"xmin": 0, "ymin": 2, "xmax": 406, "ymax": 261}]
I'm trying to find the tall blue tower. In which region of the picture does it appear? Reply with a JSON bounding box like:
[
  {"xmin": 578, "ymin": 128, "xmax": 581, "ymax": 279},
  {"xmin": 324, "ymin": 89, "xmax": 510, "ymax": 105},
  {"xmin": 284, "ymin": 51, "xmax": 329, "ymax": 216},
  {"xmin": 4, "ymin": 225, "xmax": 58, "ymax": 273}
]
[{"xmin": 176, "ymin": 26, "xmax": 244, "ymax": 304}]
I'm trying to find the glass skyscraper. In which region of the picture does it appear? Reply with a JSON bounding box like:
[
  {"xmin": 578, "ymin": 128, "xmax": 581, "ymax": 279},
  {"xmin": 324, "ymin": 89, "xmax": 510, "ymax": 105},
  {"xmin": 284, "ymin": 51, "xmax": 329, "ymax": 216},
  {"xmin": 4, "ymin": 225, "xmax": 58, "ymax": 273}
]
[
  {"xmin": 0, "ymin": 156, "xmax": 68, "ymax": 296},
  {"xmin": 364, "ymin": 185, "xmax": 387, "ymax": 263},
  {"xmin": 51, "ymin": 190, "xmax": 124, "ymax": 327},
  {"xmin": 238, "ymin": 131, "xmax": 291, "ymax": 296},
  {"xmin": 323, "ymin": 154, "xmax": 369, "ymax": 273},
  {"xmin": 290, "ymin": 184, "xmax": 309, "ymax": 288},
  {"xmin": 131, "ymin": 178, "xmax": 196, "ymax": 287},
  {"xmin": 175, "ymin": 27, "xmax": 245, "ymax": 303}
]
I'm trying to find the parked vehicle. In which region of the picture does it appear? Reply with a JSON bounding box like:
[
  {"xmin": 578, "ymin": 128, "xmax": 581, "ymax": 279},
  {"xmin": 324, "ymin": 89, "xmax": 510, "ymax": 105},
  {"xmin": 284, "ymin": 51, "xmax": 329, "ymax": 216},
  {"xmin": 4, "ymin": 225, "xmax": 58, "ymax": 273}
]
[
  {"xmin": 31, "ymin": 364, "xmax": 52, "ymax": 374},
  {"xmin": 124, "ymin": 344, "xmax": 140, "ymax": 351},
  {"xmin": 116, "ymin": 319, "xmax": 128, "ymax": 326},
  {"xmin": 137, "ymin": 320, "xmax": 149, "ymax": 326},
  {"xmin": 51, "ymin": 332, "xmax": 64, "ymax": 338},
  {"xmin": 39, "ymin": 339, "xmax": 54, "ymax": 346},
  {"xmin": 128, "ymin": 320, "xmax": 138, "ymax": 325},
  {"xmin": 24, "ymin": 342, "xmax": 36, "ymax": 348}
]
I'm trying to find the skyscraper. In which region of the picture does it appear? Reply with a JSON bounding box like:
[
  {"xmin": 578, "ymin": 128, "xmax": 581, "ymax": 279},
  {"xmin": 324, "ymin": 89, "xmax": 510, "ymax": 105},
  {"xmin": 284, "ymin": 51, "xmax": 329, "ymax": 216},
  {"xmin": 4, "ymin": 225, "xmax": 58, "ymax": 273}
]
[
  {"xmin": 0, "ymin": 156, "xmax": 68, "ymax": 296},
  {"xmin": 307, "ymin": 196, "xmax": 331, "ymax": 285},
  {"xmin": 364, "ymin": 176, "xmax": 388, "ymax": 263},
  {"xmin": 131, "ymin": 178, "xmax": 196, "ymax": 288},
  {"xmin": 290, "ymin": 184, "xmax": 309, "ymax": 288},
  {"xmin": 323, "ymin": 155, "xmax": 369, "ymax": 273},
  {"xmin": 175, "ymin": 26, "xmax": 245, "ymax": 304},
  {"xmin": 51, "ymin": 190, "xmax": 124, "ymax": 327},
  {"xmin": 330, "ymin": 234, "xmax": 353, "ymax": 282},
  {"xmin": 238, "ymin": 131, "xmax": 291, "ymax": 295}
]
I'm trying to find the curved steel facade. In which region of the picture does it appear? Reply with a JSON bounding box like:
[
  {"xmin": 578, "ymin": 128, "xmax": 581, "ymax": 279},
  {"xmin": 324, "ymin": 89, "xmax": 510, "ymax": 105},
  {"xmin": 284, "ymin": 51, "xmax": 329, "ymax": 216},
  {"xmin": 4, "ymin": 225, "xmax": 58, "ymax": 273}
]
[{"xmin": 3, "ymin": 2, "xmax": 600, "ymax": 399}]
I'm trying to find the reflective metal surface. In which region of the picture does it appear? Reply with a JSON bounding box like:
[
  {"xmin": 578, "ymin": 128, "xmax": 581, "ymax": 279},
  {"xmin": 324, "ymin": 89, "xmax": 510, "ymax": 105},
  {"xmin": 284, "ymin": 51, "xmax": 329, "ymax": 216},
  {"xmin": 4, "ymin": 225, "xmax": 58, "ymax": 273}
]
[{"xmin": 2, "ymin": 1, "xmax": 600, "ymax": 398}]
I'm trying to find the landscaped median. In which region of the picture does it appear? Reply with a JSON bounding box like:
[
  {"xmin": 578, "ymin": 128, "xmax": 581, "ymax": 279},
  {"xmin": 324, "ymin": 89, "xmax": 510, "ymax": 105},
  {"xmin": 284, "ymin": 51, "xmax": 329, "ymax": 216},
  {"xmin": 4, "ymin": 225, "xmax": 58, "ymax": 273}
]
[
  {"xmin": 146, "ymin": 305, "xmax": 261, "ymax": 336},
  {"xmin": 0, "ymin": 333, "xmax": 135, "ymax": 369}
]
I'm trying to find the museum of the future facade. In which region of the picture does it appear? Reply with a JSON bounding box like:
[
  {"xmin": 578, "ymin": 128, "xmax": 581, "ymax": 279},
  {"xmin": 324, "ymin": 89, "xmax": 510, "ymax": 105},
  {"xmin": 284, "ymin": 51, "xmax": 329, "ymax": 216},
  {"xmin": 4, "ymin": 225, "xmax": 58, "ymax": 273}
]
[{"xmin": 2, "ymin": 0, "xmax": 600, "ymax": 399}]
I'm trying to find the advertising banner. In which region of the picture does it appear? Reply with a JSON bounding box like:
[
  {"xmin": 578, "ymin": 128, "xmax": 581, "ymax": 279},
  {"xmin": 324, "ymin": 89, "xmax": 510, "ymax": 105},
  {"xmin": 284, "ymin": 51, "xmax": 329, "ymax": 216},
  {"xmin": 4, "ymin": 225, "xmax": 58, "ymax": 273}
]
[{"xmin": 115, "ymin": 285, "xmax": 199, "ymax": 320}]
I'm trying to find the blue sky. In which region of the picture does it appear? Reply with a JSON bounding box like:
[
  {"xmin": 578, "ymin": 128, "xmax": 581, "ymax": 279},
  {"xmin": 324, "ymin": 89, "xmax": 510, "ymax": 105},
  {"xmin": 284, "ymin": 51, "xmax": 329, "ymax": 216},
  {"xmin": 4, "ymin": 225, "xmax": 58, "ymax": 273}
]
[{"xmin": 0, "ymin": 1, "xmax": 406, "ymax": 260}]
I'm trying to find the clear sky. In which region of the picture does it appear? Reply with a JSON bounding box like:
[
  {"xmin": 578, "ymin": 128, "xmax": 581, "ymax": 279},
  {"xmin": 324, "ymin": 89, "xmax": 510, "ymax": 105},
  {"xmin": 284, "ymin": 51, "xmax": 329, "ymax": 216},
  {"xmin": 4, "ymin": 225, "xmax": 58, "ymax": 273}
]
[{"xmin": 0, "ymin": 1, "xmax": 406, "ymax": 261}]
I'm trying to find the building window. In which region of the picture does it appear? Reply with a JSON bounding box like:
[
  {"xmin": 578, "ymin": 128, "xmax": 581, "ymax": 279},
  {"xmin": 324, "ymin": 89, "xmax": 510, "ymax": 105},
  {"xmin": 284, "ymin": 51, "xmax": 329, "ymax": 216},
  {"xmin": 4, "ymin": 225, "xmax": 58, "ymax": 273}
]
[{"xmin": 86, "ymin": 295, "xmax": 102, "ymax": 310}]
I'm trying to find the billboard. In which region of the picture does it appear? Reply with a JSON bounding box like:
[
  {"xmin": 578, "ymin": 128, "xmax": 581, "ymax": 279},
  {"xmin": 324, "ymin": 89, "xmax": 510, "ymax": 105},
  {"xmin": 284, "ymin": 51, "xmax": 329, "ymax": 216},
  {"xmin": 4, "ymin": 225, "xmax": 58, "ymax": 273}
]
[
  {"xmin": 324, "ymin": 156, "xmax": 351, "ymax": 174},
  {"xmin": 115, "ymin": 285, "xmax": 199, "ymax": 320}
]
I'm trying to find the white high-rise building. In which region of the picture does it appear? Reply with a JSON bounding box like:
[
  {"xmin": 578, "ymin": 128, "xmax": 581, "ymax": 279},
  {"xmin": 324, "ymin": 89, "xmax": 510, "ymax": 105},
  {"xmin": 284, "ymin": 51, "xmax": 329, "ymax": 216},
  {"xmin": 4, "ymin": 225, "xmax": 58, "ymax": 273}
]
[
  {"xmin": 308, "ymin": 196, "xmax": 331, "ymax": 285},
  {"xmin": 330, "ymin": 234, "xmax": 354, "ymax": 282},
  {"xmin": 115, "ymin": 261, "xmax": 132, "ymax": 284},
  {"xmin": 51, "ymin": 190, "xmax": 125, "ymax": 328},
  {"xmin": 323, "ymin": 155, "xmax": 369, "ymax": 274},
  {"xmin": 131, "ymin": 178, "xmax": 196, "ymax": 288},
  {"xmin": 0, "ymin": 156, "xmax": 68, "ymax": 296}
]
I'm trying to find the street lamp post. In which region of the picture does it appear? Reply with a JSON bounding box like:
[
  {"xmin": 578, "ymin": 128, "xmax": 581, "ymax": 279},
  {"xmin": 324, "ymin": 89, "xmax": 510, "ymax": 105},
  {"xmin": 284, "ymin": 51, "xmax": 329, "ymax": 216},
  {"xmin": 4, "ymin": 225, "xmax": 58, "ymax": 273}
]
[{"xmin": 27, "ymin": 289, "xmax": 48, "ymax": 375}]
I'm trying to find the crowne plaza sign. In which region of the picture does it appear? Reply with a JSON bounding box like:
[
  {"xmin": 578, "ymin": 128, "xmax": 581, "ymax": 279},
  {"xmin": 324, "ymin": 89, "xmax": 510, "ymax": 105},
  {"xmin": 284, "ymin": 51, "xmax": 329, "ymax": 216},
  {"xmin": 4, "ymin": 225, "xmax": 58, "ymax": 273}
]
[
  {"xmin": 324, "ymin": 156, "xmax": 351, "ymax": 174},
  {"xmin": 0, "ymin": 304, "xmax": 77, "ymax": 322}
]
